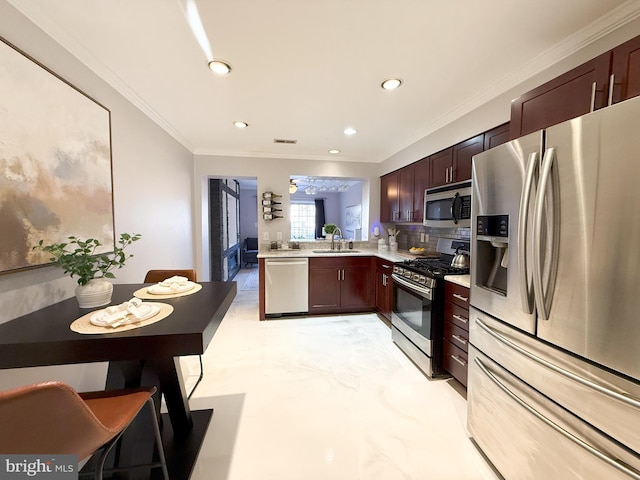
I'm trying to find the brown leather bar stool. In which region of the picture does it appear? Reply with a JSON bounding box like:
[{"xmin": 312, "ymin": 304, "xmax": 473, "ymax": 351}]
[
  {"xmin": 144, "ymin": 269, "xmax": 197, "ymax": 283},
  {"xmin": 0, "ymin": 381, "xmax": 169, "ymax": 480},
  {"xmin": 143, "ymin": 268, "xmax": 203, "ymax": 398}
]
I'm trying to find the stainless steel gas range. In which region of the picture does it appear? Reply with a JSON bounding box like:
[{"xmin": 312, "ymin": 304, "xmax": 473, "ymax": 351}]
[{"xmin": 391, "ymin": 238, "xmax": 469, "ymax": 378}]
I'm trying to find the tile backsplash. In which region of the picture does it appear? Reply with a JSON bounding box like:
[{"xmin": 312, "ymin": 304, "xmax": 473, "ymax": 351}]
[{"xmin": 380, "ymin": 223, "xmax": 470, "ymax": 251}]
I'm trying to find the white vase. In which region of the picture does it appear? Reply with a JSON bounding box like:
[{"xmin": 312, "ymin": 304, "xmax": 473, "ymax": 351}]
[{"xmin": 75, "ymin": 278, "xmax": 113, "ymax": 308}]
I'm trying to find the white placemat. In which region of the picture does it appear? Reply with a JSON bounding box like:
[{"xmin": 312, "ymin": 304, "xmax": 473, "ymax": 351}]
[
  {"xmin": 70, "ymin": 302, "xmax": 174, "ymax": 334},
  {"xmin": 133, "ymin": 283, "xmax": 202, "ymax": 300}
]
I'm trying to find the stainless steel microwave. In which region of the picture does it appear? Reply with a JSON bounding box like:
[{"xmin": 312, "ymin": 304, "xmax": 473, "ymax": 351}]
[{"xmin": 423, "ymin": 181, "xmax": 472, "ymax": 228}]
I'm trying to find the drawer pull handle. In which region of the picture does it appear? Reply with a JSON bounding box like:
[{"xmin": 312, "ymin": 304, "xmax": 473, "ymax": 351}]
[
  {"xmin": 452, "ymin": 314, "xmax": 468, "ymax": 324},
  {"xmin": 452, "ymin": 293, "xmax": 468, "ymax": 302},
  {"xmin": 450, "ymin": 355, "xmax": 467, "ymax": 366},
  {"xmin": 451, "ymin": 334, "xmax": 467, "ymax": 346}
]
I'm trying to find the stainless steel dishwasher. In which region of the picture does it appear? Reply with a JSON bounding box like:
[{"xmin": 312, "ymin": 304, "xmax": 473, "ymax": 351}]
[{"xmin": 264, "ymin": 257, "xmax": 309, "ymax": 316}]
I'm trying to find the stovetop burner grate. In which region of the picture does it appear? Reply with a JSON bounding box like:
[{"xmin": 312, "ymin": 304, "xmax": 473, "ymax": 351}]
[{"xmin": 399, "ymin": 258, "xmax": 469, "ymax": 277}]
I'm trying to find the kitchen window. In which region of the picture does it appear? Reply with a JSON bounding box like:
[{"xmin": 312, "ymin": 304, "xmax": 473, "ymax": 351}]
[{"xmin": 290, "ymin": 203, "xmax": 316, "ymax": 240}]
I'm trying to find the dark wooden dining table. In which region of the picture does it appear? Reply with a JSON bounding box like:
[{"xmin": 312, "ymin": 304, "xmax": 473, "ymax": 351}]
[{"xmin": 0, "ymin": 281, "xmax": 237, "ymax": 480}]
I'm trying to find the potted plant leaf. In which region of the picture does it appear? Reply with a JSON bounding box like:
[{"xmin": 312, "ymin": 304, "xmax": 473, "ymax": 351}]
[
  {"xmin": 323, "ymin": 223, "xmax": 338, "ymax": 241},
  {"xmin": 33, "ymin": 233, "xmax": 141, "ymax": 308}
]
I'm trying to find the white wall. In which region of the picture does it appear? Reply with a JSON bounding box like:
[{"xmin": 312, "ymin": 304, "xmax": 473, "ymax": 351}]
[
  {"xmin": 239, "ymin": 187, "xmax": 259, "ymax": 243},
  {"xmin": 194, "ymin": 155, "xmax": 380, "ymax": 280},
  {"xmin": 340, "ymin": 183, "xmax": 364, "ymax": 240},
  {"xmin": 0, "ymin": 2, "xmax": 194, "ymax": 391}
]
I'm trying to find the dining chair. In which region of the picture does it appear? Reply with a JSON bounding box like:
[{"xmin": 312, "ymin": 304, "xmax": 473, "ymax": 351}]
[
  {"xmin": 0, "ymin": 381, "xmax": 169, "ymax": 480},
  {"xmin": 144, "ymin": 268, "xmax": 203, "ymax": 398},
  {"xmin": 144, "ymin": 269, "xmax": 197, "ymax": 284}
]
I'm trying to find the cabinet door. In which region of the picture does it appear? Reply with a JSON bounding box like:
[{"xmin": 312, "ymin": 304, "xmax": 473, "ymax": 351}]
[
  {"xmin": 452, "ymin": 134, "xmax": 483, "ymax": 183},
  {"xmin": 483, "ymin": 122, "xmax": 510, "ymax": 151},
  {"xmin": 380, "ymin": 172, "xmax": 398, "ymax": 222},
  {"xmin": 510, "ymin": 53, "xmax": 611, "ymax": 138},
  {"xmin": 398, "ymin": 165, "xmax": 414, "ymax": 222},
  {"xmin": 308, "ymin": 267, "xmax": 341, "ymax": 310},
  {"xmin": 611, "ymin": 35, "xmax": 640, "ymax": 104},
  {"xmin": 428, "ymin": 148, "xmax": 453, "ymax": 188},
  {"xmin": 342, "ymin": 264, "xmax": 374, "ymax": 310},
  {"xmin": 412, "ymin": 157, "xmax": 429, "ymax": 222},
  {"xmin": 375, "ymin": 260, "xmax": 394, "ymax": 320}
]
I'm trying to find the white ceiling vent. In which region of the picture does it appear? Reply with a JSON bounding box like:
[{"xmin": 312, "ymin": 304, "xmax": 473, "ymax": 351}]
[{"xmin": 273, "ymin": 138, "xmax": 297, "ymax": 144}]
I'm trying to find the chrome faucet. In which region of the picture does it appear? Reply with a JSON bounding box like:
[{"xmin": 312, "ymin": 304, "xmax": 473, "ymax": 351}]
[{"xmin": 331, "ymin": 227, "xmax": 342, "ymax": 250}]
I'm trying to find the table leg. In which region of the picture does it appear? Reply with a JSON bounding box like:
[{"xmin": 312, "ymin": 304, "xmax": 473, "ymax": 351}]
[{"xmin": 149, "ymin": 356, "xmax": 193, "ymax": 436}]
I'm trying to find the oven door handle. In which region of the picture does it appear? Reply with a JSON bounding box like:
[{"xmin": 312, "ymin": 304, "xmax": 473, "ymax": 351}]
[{"xmin": 392, "ymin": 274, "xmax": 432, "ymax": 299}]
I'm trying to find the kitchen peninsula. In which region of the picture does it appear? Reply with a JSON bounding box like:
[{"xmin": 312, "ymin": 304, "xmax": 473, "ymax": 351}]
[{"xmin": 258, "ymin": 244, "xmax": 412, "ymax": 321}]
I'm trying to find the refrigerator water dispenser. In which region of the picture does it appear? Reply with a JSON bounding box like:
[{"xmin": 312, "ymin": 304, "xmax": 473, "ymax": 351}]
[{"xmin": 475, "ymin": 215, "xmax": 509, "ymax": 295}]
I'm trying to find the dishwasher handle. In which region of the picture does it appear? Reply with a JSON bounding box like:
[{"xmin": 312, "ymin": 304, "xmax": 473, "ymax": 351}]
[{"xmin": 265, "ymin": 259, "xmax": 309, "ymax": 266}]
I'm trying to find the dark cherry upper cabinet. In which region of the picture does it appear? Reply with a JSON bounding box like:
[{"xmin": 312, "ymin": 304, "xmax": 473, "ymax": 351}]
[
  {"xmin": 398, "ymin": 165, "xmax": 415, "ymax": 222},
  {"xmin": 428, "ymin": 148, "xmax": 453, "ymax": 188},
  {"xmin": 509, "ymin": 53, "xmax": 611, "ymax": 139},
  {"xmin": 452, "ymin": 133, "xmax": 483, "ymax": 183},
  {"xmin": 611, "ymin": 35, "xmax": 640, "ymax": 104},
  {"xmin": 412, "ymin": 157, "xmax": 429, "ymax": 222},
  {"xmin": 382, "ymin": 158, "xmax": 429, "ymax": 224},
  {"xmin": 380, "ymin": 171, "xmax": 398, "ymax": 222},
  {"xmin": 483, "ymin": 122, "xmax": 510, "ymax": 151}
]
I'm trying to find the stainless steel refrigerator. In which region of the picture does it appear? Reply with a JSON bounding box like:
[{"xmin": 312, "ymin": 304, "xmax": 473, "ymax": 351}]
[{"xmin": 468, "ymin": 94, "xmax": 640, "ymax": 479}]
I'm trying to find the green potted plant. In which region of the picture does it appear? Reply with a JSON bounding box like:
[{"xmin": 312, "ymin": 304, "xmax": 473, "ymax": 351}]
[
  {"xmin": 34, "ymin": 233, "xmax": 141, "ymax": 308},
  {"xmin": 323, "ymin": 223, "xmax": 338, "ymax": 238}
]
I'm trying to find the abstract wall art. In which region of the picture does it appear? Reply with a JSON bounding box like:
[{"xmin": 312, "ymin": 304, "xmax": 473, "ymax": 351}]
[{"xmin": 0, "ymin": 37, "xmax": 114, "ymax": 273}]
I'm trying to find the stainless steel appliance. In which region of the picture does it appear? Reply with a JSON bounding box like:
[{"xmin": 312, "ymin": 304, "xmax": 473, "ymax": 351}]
[
  {"xmin": 392, "ymin": 238, "xmax": 469, "ymax": 378},
  {"xmin": 423, "ymin": 181, "xmax": 472, "ymax": 228},
  {"xmin": 468, "ymin": 95, "xmax": 640, "ymax": 479},
  {"xmin": 264, "ymin": 257, "xmax": 309, "ymax": 316}
]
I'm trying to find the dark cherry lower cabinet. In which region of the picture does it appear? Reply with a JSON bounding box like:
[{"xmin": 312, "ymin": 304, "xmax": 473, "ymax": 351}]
[
  {"xmin": 443, "ymin": 281, "xmax": 470, "ymax": 387},
  {"xmin": 375, "ymin": 258, "xmax": 394, "ymax": 321},
  {"xmin": 308, "ymin": 257, "xmax": 374, "ymax": 315}
]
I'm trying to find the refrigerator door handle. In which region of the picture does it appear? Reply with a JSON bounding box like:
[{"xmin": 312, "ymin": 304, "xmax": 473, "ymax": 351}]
[
  {"xmin": 518, "ymin": 151, "xmax": 538, "ymax": 314},
  {"xmin": 475, "ymin": 318, "xmax": 640, "ymax": 410},
  {"xmin": 533, "ymin": 147, "xmax": 560, "ymax": 320},
  {"xmin": 474, "ymin": 357, "xmax": 640, "ymax": 480}
]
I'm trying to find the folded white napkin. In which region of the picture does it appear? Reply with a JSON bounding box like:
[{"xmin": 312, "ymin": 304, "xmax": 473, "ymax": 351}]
[
  {"xmin": 158, "ymin": 276, "xmax": 190, "ymax": 291},
  {"xmin": 90, "ymin": 298, "xmax": 155, "ymax": 328}
]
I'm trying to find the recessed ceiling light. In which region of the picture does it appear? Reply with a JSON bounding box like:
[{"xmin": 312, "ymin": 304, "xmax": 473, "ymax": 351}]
[
  {"xmin": 233, "ymin": 121, "xmax": 248, "ymax": 128},
  {"xmin": 344, "ymin": 127, "xmax": 358, "ymax": 136},
  {"xmin": 329, "ymin": 149, "xmax": 341, "ymax": 154},
  {"xmin": 381, "ymin": 78, "xmax": 402, "ymax": 90},
  {"xmin": 208, "ymin": 59, "xmax": 232, "ymax": 75}
]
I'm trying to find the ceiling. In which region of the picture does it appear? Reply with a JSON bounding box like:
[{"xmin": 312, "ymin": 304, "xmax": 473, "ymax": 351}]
[{"xmin": 8, "ymin": 0, "xmax": 639, "ymax": 163}]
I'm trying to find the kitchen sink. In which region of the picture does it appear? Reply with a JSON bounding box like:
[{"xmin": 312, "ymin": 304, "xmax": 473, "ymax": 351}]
[{"xmin": 312, "ymin": 249, "xmax": 360, "ymax": 254}]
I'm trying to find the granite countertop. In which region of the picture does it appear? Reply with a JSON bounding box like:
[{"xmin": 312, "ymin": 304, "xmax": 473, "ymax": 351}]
[
  {"xmin": 444, "ymin": 274, "xmax": 470, "ymax": 289},
  {"xmin": 257, "ymin": 247, "xmax": 419, "ymax": 263}
]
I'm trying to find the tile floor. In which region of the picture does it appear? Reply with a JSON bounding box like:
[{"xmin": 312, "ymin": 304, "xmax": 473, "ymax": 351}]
[{"xmin": 185, "ymin": 268, "xmax": 499, "ymax": 480}]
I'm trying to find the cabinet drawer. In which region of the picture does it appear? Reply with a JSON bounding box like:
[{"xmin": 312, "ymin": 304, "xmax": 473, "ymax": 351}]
[
  {"xmin": 310, "ymin": 256, "xmax": 373, "ymax": 269},
  {"xmin": 445, "ymin": 282, "xmax": 469, "ymax": 309},
  {"xmin": 443, "ymin": 339, "xmax": 468, "ymax": 387},
  {"xmin": 376, "ymin": 258, "xmax": 394, "ymax": 272},
  {"xmin": 444, "ymin": 321, "xmax": 469, "ymax": 353},
  {"xmin": 444, "ymin": 301, "xmax": 469, "ymax": 331}
]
